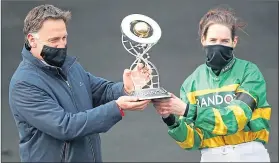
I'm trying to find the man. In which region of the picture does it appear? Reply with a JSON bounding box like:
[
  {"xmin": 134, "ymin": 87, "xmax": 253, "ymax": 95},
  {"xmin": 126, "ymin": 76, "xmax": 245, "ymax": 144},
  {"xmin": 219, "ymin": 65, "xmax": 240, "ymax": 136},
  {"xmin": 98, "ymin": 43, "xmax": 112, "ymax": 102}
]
[{"xmin": 9, "ymin": 4, "xmax": 151, "ymax": 162}]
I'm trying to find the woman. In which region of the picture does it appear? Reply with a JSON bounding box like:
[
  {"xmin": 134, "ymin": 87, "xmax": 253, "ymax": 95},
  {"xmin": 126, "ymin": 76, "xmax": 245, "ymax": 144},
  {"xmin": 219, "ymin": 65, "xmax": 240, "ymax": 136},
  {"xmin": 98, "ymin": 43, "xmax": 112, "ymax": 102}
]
[{"xmin": 152, "ymin": 7, "xmax": 271, "ymax": 162}]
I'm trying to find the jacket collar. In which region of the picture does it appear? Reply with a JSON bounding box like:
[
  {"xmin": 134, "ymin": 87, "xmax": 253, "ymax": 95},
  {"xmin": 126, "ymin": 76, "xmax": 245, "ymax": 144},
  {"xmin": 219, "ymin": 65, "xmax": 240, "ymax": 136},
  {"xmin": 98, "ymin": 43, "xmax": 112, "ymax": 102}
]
[{"xmin": 21, "ymin": 44, "xmax": 77, "ymax": 76}]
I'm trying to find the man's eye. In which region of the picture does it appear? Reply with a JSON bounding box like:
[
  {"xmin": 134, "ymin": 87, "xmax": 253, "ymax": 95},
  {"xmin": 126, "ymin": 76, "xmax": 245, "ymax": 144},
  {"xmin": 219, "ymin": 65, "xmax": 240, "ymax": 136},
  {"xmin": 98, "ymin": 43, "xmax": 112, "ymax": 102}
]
[{"xmin": 49, "ymin": 38, "xmax": 59, "ymax": 42}]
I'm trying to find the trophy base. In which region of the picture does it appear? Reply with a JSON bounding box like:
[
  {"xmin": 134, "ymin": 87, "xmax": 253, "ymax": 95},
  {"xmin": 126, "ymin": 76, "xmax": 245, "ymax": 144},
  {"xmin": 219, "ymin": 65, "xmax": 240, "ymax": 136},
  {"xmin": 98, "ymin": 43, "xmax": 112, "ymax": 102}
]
[{"xmin": 131, "ymin": 87, "xmax": 171, "ymax": 100}]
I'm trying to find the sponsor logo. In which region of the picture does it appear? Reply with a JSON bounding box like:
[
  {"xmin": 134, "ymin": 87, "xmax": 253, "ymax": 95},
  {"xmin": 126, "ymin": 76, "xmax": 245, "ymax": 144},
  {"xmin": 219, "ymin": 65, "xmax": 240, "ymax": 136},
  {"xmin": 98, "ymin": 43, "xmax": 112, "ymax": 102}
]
[{"xmin": 196, "ymin": 92, "xmax": 236, "ymax": 107}]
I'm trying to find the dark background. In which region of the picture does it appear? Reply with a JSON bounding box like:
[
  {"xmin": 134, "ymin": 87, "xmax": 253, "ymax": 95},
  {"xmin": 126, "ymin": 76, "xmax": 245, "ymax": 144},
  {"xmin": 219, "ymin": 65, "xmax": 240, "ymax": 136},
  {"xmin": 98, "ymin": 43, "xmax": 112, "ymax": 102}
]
[{"xmin": 1, "ymin": 0, "xmax": 278, "ymax": 162}]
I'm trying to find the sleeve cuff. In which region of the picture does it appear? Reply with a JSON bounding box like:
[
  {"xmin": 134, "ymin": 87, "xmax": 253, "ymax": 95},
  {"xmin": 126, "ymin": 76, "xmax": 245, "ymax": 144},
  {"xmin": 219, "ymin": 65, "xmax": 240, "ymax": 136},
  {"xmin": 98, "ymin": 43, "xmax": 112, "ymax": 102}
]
[
  {"xmin": 162, "ymin": 114, "xmax": 177, "ymax": 126},
  {"xmin": 183, "ymin": 103, "xmax": 190, "ymax": 117},
  {"xmin": 112, "ymin": 82, "xmax": 127, "ymax": 98},
  {"xmin": 119, "ymin": 108, "xmax": 125, "ymax": 117},
  {"xmin": 115, "ymin": 101, "xmax": 125, "ymax": 117}
]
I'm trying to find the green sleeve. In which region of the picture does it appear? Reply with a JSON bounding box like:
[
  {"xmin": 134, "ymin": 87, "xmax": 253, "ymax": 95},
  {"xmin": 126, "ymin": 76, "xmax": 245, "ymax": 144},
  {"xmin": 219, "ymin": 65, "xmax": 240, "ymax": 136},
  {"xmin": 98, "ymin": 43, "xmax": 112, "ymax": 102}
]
[
  {"xmin": 180, "ymin": 83, "xmax": 197, "ymax": 124},
  {"xmin": 194, "ymin": 63, "xmax": 271, "ymax": 136},
  {"xmin": 166, "ymin": 74, "xmax": 204, "ymax": 150},
  {"xmin": 167, "ymin": 116, "xmax": 204, "ymax": 150}
]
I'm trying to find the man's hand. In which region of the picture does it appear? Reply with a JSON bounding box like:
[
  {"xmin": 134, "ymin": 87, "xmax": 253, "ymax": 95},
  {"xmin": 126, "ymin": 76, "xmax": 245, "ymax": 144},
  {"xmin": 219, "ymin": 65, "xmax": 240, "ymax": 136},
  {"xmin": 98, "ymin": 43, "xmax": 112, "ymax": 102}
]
[
  {"xmin": 116, "ymin": 96, "xmax": 151, "ymax": 111},
  {"xmin": 152, "ymin": 94, "xmax": 187, "ymax": 116},
  {"xmin": 123, "ymin": 63, "xmax": 152, "ymax": 94}
]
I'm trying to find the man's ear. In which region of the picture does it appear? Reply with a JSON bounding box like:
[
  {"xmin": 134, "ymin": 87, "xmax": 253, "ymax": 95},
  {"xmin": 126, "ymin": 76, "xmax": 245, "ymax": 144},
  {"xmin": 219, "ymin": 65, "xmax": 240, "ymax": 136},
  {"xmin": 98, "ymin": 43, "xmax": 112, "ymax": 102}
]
[{"xmin": 27, "ymin": 33, "xmax": 37, "ymax": 48}]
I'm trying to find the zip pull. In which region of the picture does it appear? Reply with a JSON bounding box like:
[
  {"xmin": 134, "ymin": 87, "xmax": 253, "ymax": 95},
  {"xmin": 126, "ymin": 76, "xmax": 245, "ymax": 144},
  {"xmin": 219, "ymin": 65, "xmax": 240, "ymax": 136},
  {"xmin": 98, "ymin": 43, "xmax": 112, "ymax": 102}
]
[{"xmin": 65, "ymin": 81, "xmax": 71, "ymax": 87}]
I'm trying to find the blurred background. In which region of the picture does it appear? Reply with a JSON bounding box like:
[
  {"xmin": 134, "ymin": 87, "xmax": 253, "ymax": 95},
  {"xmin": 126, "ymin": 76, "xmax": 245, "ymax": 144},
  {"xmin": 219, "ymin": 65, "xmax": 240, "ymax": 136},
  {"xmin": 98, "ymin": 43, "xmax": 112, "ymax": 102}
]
[{"xmin": 1, "ymin": 0, "xmax": 278, "ymax": 162}]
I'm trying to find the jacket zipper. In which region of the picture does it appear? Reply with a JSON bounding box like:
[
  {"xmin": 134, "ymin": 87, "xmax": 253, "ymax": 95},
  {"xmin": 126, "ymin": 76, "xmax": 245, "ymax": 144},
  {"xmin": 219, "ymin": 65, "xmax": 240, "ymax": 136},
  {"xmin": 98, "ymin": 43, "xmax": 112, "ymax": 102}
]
[
  {"xmin": 57, "ymin": 69, "xmax": 96, "ymax": 162},
  {"xmin": 61, "ymin": 142, "xmax": 69, "ymax": 162},
  {"xmin": 87, "ymin": 136, "xmax": 96, "ymax": 161}
]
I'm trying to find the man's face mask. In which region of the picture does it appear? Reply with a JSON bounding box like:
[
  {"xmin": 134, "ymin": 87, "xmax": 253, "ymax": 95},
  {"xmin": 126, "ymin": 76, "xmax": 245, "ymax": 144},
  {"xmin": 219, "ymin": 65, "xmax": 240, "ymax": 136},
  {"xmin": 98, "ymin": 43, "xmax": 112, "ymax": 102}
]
[
  {"xmin": 204, "ymin": 44, "xmax": 234, "ymax": 71},
  {"xmin": 40, "ymin": 45, "xmax": 67, "ymax": 67}
]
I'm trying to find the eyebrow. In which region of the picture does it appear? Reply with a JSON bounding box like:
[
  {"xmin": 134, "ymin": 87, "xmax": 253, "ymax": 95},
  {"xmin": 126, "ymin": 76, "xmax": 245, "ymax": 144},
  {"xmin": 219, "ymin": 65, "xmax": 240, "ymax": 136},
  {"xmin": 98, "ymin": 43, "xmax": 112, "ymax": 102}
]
[
  {"xmin": 209, "ymin": 38, "xmax": 230, "ymax": 41},
  {"xmin": 48, "ymin": 34, "xmax": 68, "ymax": 41},
  {"xmin": 48, "ymin": 37, "xmax": 60, "ymax": 41}
]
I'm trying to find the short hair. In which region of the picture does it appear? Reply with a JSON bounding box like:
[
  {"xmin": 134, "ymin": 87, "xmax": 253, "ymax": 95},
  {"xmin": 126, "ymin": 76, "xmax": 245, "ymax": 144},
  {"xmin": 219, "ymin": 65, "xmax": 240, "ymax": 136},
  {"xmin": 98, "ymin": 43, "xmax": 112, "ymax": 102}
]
[{"xmin": 23, "ymin": 4, "xmax": 71, "ymax": 40}]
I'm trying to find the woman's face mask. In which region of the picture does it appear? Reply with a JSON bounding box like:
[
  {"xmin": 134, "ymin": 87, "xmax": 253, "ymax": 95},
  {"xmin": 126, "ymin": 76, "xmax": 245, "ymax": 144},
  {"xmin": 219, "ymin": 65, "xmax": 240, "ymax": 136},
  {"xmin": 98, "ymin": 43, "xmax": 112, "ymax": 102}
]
[{"xmin": 204, "ymin": 44, "xmax": 234, "ymax": 71}]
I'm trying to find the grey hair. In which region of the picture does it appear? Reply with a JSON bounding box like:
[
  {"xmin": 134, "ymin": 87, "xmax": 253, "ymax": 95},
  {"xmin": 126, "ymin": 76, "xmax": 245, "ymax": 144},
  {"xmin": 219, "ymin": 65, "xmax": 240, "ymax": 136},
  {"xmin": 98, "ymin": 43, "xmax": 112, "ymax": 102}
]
[{"xmin": 23, "ymin": 4, "xmax": 71, "ymax": 41}]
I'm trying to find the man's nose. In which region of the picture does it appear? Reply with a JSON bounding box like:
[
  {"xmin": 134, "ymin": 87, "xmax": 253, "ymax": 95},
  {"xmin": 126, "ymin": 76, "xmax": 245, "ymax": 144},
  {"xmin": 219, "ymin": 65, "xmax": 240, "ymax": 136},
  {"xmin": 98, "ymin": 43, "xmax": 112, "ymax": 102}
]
[
  {"xmin": 56, "ymin": 39, "xmax": 67, "ymax": 48},
  {"xmin": 215, "ymin": 40, "xmax": 221, "ymax": 44},
  {"xmin": 57, "ymin": 44, "xmax": 66, "ymax": 48},
  {"xmin": 57, "ymin": 43, "xmax": 66, "ymax": 48}
]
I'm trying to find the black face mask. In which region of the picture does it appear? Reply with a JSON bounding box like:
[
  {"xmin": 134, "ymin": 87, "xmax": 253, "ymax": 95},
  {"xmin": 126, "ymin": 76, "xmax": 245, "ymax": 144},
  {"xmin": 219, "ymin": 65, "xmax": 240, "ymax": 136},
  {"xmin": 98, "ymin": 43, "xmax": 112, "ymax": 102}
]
[
  {"xmin": 204, "ymin": 44, "xmax": 234, "ymax": 71},
  {"xmin": 40, "ymin": 45, "xmax": 67, "ymax": 67}
]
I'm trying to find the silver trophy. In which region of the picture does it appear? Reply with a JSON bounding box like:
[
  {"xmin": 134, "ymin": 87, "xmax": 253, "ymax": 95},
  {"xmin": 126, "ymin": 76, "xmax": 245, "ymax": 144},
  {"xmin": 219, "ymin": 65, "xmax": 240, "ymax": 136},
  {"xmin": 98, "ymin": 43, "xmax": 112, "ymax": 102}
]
[{"xmin": 120, "ymin": 14, "xmax": 171, "ymax": 100}]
